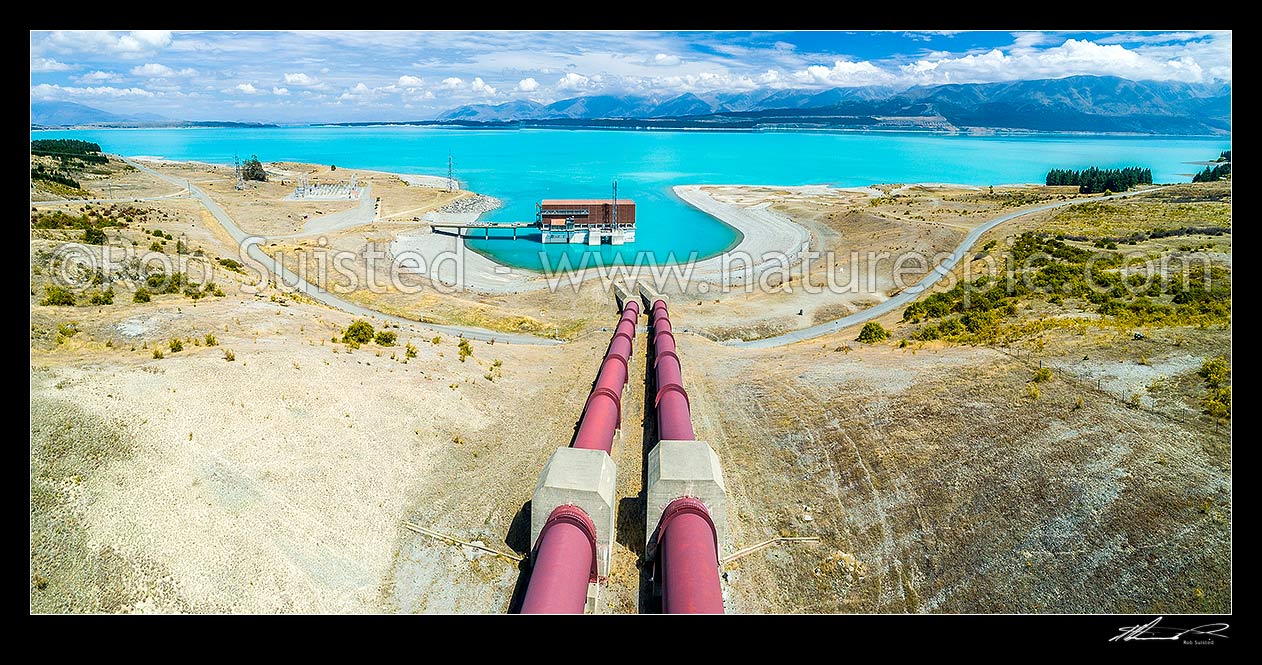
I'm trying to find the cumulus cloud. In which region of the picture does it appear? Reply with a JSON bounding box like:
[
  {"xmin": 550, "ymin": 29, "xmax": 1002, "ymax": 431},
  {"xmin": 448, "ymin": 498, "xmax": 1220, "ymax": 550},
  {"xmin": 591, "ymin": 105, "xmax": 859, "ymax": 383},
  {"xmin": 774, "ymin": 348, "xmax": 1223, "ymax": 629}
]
[
  {"xmin": 791, "ymin": 59, "xmax": 894, "ymax": 87},
  {"xmin": 652, "ymin": 53, "xmax": 681, "ymax": 66},
  {"xmin": 283, "ymin": 72, "xmax": 319, "ymax": 86},
  {"xmin": 397, "ymin": 75, "xmax": 423, "ymax": 87},
  {"xmin": 470, "ymin": 77, "xmax": 496, "ymax": 96},
  {"xmin": 272, "ymin": 87, "xmax": 290, "ymax": 95},
  {"xmin": 898, "ymin": 38, "xmax": 1220, "ymax": 85},
  {"xmin": 46, "ymin": 30, "xmax": 171, "ymax": 57},
  {"xmin": 31, "ymin": 57, "xmax": 73, "ymax": 72},
  {"xmin": 117, "ymin": 31, "xmax": 172, "ymax": 53},
  {"xmin": 235, "ymin": 83, "xmax": 259, "ymax": 94},
  {"xmin": 337, "ymin": 82, "xmax": 377, "ymax": 102},
  {"xmin": 442, "ymin": 77, "xmax": 463, "ymax": 88},
  {"xmin": 31, "ymin": 83, "xmax": 154, "ymax": 99},
  {"xmin": 516, "ymin": 77, "xmax": 539, "ymax": 92},
  {"xmin": 555, "ymin": 72, "xmax": 594, "ymax": 92},
  {"xmin": 76, "ymin": 70, "xmax": 122, "ymax": 83},
  {"xmin": 130, "ymin": 63, "xmax": 197, "ymax": 78}
]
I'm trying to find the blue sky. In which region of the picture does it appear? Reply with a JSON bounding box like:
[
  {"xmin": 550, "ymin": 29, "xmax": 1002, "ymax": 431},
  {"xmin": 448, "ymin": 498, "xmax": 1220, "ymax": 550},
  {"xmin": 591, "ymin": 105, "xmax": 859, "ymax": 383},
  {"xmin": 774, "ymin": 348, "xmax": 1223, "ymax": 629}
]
[{"xmin": 30, "ymin": 30, "xmax": 1232, "ymax": 123}]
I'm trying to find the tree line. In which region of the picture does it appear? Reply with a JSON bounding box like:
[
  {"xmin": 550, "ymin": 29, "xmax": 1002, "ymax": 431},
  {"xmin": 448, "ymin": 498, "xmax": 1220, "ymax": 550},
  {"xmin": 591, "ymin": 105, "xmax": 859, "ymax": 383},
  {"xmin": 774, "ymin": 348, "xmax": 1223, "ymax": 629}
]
[
  {"xmin": 1193, "ymin": 163, "xmax": 1230, "ymax": 182},
  {"xmin": 31, "ymin": 139, "xmax": 109, "ymax": 165},
  {"xmin": 1045, "ymin": 166, "xmax": 1153, "ymax": 194}
]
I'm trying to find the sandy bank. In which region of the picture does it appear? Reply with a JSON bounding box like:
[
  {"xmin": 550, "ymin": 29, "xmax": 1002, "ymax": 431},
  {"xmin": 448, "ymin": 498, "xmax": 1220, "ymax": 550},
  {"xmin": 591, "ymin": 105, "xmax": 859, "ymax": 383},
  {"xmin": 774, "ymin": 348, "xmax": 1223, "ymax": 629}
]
[
  {"xmin": 390, "ymin": 227, "xmax": 536, "ymax": 294},
  {"xmin": 672, "ymin": 185, "xmax": 814, "ymax": 285}
]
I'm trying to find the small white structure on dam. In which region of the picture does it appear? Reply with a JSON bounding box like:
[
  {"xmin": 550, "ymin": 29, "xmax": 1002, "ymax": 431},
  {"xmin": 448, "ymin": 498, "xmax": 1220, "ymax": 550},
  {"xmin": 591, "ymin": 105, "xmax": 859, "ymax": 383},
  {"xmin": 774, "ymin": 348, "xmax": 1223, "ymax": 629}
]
[{"xmin": 286, "ymin": 174, "xmax": 364, "ymax": 201}]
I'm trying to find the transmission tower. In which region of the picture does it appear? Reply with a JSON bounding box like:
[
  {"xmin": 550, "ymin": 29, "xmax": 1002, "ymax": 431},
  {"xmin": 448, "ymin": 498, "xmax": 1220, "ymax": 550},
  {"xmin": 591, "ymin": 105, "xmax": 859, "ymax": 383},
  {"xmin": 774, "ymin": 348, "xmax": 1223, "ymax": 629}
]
[
  {"xmin": 447, "ymin": 154, "xmax": 455, "ymax": 193},
  {"xmin": 233, "ymin": 153, "xmax": 245, "ymax": 190}
]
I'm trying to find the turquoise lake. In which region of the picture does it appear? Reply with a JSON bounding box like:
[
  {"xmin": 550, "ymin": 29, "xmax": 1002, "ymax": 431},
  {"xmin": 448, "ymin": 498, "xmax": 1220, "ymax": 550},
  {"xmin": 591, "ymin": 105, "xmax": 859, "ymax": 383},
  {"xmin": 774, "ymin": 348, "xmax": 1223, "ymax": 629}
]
[{"xmin": 32, "ymin": 127, "xmax": 1229, "ymax": 270}]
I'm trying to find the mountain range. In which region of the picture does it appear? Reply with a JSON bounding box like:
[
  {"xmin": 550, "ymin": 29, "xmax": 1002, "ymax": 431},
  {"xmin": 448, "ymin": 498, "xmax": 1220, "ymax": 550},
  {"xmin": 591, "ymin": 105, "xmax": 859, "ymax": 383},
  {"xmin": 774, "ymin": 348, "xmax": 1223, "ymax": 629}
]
[
  {"xmin": 31, "ymin": 76, "xmax": 1231, "ymax": 135},
  {"xmin": 433, "ymin": 76, "xmax": 1231, "ymax": 135},
  {"xmin": 30, "ymin": 101, "xmax": 276, "ymax": 129}
]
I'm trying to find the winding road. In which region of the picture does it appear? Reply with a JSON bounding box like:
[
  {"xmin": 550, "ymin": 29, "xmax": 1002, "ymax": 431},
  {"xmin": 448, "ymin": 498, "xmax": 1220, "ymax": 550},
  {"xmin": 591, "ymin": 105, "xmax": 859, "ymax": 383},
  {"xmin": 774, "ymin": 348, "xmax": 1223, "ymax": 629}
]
[
  {"xmin": 120, "ymin": 157, "xmax": 1163, "ymax": 350},
  {"xmin": 726, "ymin": 186, "xmax": 1167, "ymax": 349}
]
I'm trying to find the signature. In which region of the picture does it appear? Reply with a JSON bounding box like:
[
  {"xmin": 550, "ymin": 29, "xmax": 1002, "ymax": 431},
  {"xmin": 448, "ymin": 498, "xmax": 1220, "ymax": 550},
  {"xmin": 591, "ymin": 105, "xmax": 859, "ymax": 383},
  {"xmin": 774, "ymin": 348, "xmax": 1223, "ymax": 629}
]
[{"xmin": 1111, "ymin": 617, "xmax": 1230, "ymax": 642}]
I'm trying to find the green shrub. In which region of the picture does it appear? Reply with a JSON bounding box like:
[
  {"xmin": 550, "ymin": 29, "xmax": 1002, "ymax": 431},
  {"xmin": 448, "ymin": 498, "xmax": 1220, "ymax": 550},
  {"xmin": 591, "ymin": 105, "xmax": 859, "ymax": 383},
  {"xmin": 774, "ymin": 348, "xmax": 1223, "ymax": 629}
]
[
  {"xmin": 458, "ymin": 338, "xmax": 473, "ymax": 361},
  {"xmin": 133, "ymin": 287, "xmax": 151, "ymax": 303},
  {"xmin": 168, "ymin": 338, "xmax": 183, "ymax": 353},
  {"xmin": 1199, "ymin": 356, "xmax": 1230, "ymax": 388},
  {"xmin": 152, "ymin": 348, "xmax": 164, "ymax": 359},
  {"xmin": 343, "ymin": 319, "xmax": 375, "ymax": 345},
  {"xmin": 1033, "ymin": 367, "xmax": 1053, "ymax": 383},
  {"xmin": 149, "ymin": 241, "xmax": 164, "ymax": 252},
  {"xmin": 1202, "ymin": 386, "xmax": 1231, "ymax": 419},
  {"xmin": 856, "ymin": 321, "xmax": 889, "ymax": 344},
  {"xmin": 374, "ymin": 330, "xmax": 397, "ymax": 346},
  {"xmin": 82, "ymin": 227, "xmax": 107, "ymax": 244},
  {"xmin": 57, "ymin": 322, "xmax": 78, "ymax": 338},
  {"xmin": 405, "ymin": 342, "xmax": 418, "ymax": 359},
  {"xmin": 223, "ymin": 349, "xmax": 235, "ymax": 362},
  {"xmin": 218, "ymin": 257, "xmax": 244, "ymax": 272},
  {"xmin": 40, "ymin": 285, "xmax": 76, "ymax": 306},
  {"xmin": 146, "ymin": 270, "xmax": 187, "ymax": 294},
  {"xmin": 205, "ymin": 333, "xmax": 218, "ymax": 347},
  {"xmin": 89, "ymin": 288, "xmax": 114, "ymax": 305},
  {"xmin": 430, "ymin": 336, "xmax": 441, "ymax": 345}
]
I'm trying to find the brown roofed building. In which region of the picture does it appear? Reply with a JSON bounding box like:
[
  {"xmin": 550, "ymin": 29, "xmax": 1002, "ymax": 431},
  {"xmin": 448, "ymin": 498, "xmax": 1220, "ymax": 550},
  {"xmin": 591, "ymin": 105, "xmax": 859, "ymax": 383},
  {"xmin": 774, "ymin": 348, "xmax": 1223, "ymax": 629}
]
[{"xmin": 537, "ymin": 198, "xmax": 637, "ymax": 245}]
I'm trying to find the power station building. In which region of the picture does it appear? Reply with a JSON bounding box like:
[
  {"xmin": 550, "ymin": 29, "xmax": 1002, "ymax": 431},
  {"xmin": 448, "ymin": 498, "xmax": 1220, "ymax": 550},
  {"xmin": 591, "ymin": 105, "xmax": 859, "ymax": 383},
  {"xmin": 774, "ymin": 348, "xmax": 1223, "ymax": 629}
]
[{"xmin": 537, "ymin": 198, "xmax": 637, "ymax": 245}]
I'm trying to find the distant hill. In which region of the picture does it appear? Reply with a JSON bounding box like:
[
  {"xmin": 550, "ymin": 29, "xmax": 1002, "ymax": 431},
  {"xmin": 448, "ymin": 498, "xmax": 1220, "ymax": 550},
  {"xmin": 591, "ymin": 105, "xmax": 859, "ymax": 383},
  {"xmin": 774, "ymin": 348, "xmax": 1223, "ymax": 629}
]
[
  {"xmin": 31, "ymin": 101, "xmax": 143, "ymax": 126},
  {"xmin": 430, "ymin": 76, "xmax": 1231, "ymax": 135},
  {"xmin": 31, "ymin": 101, "xmax": 276, "ymax": 129}
]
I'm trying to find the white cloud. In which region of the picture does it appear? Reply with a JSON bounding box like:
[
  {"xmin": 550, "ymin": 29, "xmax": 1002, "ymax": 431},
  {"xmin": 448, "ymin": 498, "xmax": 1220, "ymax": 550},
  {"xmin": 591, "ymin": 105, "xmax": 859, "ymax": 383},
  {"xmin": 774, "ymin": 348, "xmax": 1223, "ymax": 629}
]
[
  {"xmin": 1097, "ymin": 31, "xmax": 1211, "ymax": 46},
  {"xmin": 397, "ymin": 75, "xmax": 423, "ymax": 87},
  {"xmin": 652, "ymin": 53, "xmax": 681, "ymax": 66},
  {"xmin": 899, "ymin": 38, "xmax": 1221, "ymax": 85},
  {"xmin": 337, "ymin": 82, "xmax": 377, "ymax": 102},
  {"xmin": 31, "ymin": 57, "xmax": 73, "ymax": 73},
  {"xmin": 283, "ymin": 72, "xmax": 319, "ymax": 86},
  {"xmin": 470, "ymin": 77, "xmax": 496, "ymax": 96},
  {"xmin": 516, "ymin": 77, "xmax": 539, "ymax": 92},
  {"xmin": 130, "ymin": 63, "xmax": 197, "ymax": 78},
  {"xmin": 1011, "ymin": 32, "xmax": 1050, "ymax": 49},
  {"xmin": 117, "ymin": 31, "xmax": 172, "ymax": 53},
  {"xmin": 76, "ymin": 70, "xmax": 121, "ymax": 83},
  {"xmin": 46, "ymin": 30, "xmax": 171, "ymax": 58},
  {"xmin": 791, "ymin": 59, "xmax": 894, "ymax": 87},
  {"xmin": 272, "ymin": 87, "xmax": 290, "ymax": 95},
  {"xmin": 442, "ymin": 77, "xmax": 463, "ymax": 88},
  {"xmin": 235, "ymin": 83, "xmax": 259, "ymax": 94},
  {"xmin": 555, "ymin": 72, "xmax": 593, "ymax": 92},
  {"xmin": 31, "ymin": 83, "xmax": 154, "ymax": 99}
]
